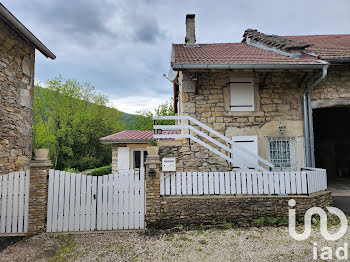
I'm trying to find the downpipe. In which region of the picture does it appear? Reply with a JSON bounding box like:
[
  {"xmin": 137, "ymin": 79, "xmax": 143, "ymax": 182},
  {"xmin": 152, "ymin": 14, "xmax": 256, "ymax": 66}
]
[{"xmin": 303, "ymin": 64, "xmax": 329, "ymax": 167}]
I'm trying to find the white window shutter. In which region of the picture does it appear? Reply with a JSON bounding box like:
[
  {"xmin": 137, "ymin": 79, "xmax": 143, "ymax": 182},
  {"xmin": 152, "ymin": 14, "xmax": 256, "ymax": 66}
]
[
  {"xmin": 231, "ymin": 136, "xmax": 258, "ymax": 167},
  {"xmin": 117, "ymin": 147, "xmax": 130, "ymax": 170},
  {"xmin": 230, "ymin": 82, "xmax": 254, "ymax": 111}
]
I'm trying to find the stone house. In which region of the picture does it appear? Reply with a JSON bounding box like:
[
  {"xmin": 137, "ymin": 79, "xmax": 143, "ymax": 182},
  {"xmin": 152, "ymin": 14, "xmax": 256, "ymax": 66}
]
[
  {"xmin": 156, "ymin": 14, "xmax": 349, "ymax": 183},
  {"xmin": 100, "ymin": 130, "xmax": 180, "ymax": 173},
  {"xmin": 0, "ymin": 3, "xmax": 55, "ymax": 174},
  {"xmin": 102, "ymin": 14, "xmax": 350, "ymax": 185}
]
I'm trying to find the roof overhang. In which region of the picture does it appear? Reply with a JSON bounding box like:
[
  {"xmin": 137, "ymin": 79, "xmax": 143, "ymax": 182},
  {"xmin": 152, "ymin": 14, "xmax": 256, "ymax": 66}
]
[
  {"xmin": 172, "ymin": 63, "xmax": 326, "ymax": 70},
  {"xmin": 0, "ymin": 3, "xmax": 56, "ymax": 59}
]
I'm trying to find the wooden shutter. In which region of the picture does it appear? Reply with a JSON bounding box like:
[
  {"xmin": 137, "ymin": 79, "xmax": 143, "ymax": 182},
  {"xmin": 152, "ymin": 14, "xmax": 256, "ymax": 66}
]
[
  {"xmin": 232, "ymin": 135, "xmax": 258, "ymax": 167},
  {"xmin": 230, "ymin": 82, "xmax": 254, "ymax": 111},
  {"xmin": 117, "ymin": 147, "xmax": 130, "ymax": 170}
]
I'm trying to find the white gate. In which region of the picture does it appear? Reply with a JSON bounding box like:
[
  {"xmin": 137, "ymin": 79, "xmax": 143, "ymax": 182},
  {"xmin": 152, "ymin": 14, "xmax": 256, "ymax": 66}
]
[
  {"xmin": 0, "ymin": 170, "xmax": 30, "ymax": 235},
  {"xmin": 47, "ymin": 168, "xmax": 145, "ymax": 232}
]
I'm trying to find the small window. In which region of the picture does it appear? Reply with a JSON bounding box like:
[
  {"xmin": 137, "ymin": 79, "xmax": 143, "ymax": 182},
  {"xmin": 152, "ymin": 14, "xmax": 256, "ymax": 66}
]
[
  {"xmin": 267, "ymin": 136, "xmax": 295, "ymax": 171},
  {"xmin": 132, "ymin": 150, "xmax": 148, "ymax": 169},
  {"xmin": 230, "ymin": 81, "xmax": 254, "ymax": 111}
]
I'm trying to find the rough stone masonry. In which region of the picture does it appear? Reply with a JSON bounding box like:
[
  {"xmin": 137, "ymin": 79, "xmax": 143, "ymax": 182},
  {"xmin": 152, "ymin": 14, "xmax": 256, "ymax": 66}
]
[{"xmin": 0, "ymin": 18, "xmax": 35, "ymax": 174}]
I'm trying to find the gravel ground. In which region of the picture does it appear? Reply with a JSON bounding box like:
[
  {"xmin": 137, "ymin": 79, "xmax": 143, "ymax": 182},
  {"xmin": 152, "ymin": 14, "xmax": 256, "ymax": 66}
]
[{"xmin": 0, "ymin": 225, "xmax": 349, "ymax": 262}]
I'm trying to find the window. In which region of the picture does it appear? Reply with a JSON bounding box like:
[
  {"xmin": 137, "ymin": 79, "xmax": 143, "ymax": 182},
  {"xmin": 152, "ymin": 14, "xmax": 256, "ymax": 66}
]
[
  {"xmin": 267, "ymin": 137, "xmax": 295, "ymax": 171},
  {"xmin": 230, "ymin": 80, "xmax": 254, "ymax": 111},
  {"xmin": 132, "ymin": 149, "xmax": 148, "ymax": 169}
]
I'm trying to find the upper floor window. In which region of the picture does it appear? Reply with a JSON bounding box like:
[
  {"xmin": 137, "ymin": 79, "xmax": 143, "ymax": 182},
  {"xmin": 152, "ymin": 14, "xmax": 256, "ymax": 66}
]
[
  {"xmin": 267, "ymin": 136, "xmax": 295, "ymax": 171},
  {"xmin": 230, "ymin": 79, "xmax": 254, "ymax": 111}
]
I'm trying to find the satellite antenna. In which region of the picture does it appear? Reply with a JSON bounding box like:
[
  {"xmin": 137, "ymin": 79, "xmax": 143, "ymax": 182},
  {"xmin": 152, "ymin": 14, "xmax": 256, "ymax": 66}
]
[{"xmin": 163, "ymin": 68, "xmax": 178, "ymax": 82}]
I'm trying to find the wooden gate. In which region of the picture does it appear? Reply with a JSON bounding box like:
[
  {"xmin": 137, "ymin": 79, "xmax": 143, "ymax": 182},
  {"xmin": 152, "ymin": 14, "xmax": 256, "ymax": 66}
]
[
  {"xmin": 46, "ymin": 168, "xmax": 145, "ymax": 232},
  {"xmin": 0, "ymin": 170, "xmax": 30, "ymax": 235}
]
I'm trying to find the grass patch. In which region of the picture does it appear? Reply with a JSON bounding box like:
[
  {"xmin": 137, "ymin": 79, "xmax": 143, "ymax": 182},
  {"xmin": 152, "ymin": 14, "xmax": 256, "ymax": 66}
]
[{"xmin": 48, "ymin": 235, "xmax": 78, "ymax": 262}]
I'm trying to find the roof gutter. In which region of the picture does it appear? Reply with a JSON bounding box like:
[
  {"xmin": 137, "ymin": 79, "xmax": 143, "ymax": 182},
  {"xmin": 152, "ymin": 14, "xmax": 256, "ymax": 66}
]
[
  {"xmin": 324, "ymin": 57, "xmax": 350, "ymax": 64},
  {"xmin": 0, "ymin": 4, "xmax": 56, "ymax": 59},
  {"xmin": 303, "ymin": 63, "xmax": 329, "ymax": 167},
  {"xmin": 172, "ymin": 63, "xmax": 325, "ymax": 70}
]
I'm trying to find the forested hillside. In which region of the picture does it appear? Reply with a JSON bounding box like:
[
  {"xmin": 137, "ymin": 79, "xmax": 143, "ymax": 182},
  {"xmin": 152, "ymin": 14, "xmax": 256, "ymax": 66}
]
[
  {"xmin": 33, "ymin": 77, "xmax": 174, "ymax": 172},
  {"xmin": 33, "ymin": 77, "xmax": 124, "ymax": 171}
]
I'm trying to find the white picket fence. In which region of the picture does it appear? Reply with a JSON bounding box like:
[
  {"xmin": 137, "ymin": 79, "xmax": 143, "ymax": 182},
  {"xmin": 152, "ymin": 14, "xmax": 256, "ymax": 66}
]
[
  {"xmin": 0, "ymin": 170, "xmax": 30, "ymax": 234},
  {"xmin": 47, "ymin": 169, "xmax": 145, "ymax": 233},
  {"xmin": 160, "ymin": 168, "xmax": 327, "ymax": 196}
]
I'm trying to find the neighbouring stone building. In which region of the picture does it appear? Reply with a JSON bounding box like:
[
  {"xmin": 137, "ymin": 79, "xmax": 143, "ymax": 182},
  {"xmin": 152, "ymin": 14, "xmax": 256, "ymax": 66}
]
[{"xmin": 0, "ymin": 3, "xmax": 55, "ymax": 174}]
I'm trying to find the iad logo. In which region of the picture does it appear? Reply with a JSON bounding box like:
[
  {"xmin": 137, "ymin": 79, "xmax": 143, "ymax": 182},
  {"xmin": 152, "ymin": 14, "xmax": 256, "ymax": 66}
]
[{"xmin": 288, "ymin": 199, "xmax": 348, "ymax": 260}]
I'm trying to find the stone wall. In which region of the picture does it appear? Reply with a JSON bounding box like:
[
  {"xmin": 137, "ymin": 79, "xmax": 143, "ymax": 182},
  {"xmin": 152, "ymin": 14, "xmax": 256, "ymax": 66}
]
[
  {"xmin": 311, "ymin": 64, "xmax": 350, "ymax": 109},
  {"xmin": 163, "ymin": 70, "xmax": 309, "ymax": 171},
  {"xmin": 0, "ymin": 18, "xmax": 35, "ymax": 174},
  {"xmin": 155, "ymin": 191, "xmax": 332, "ymax": 228}
]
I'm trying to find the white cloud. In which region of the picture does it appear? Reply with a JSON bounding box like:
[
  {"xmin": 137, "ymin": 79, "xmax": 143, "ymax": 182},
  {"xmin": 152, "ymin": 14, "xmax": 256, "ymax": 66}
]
[{"xmin": 111, "ymin": 95, "xmax": 171, "ymax": 114}]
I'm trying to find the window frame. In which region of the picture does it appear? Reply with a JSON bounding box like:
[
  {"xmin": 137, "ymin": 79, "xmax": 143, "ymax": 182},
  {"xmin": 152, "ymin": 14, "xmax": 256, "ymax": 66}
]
[
  {"xmin": 266, "ymin": 136, "xmax": 296, "ymax": 171},
  {"xmin": 131, "ymin": 148, "xmax": 148, "ymax": 169}
]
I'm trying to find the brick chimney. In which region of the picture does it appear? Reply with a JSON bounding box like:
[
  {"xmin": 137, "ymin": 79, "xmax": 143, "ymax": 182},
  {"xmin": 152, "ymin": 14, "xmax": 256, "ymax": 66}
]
[{"xmin": 185, "ymin": 14, "xmax": 196, "ymax": 46}]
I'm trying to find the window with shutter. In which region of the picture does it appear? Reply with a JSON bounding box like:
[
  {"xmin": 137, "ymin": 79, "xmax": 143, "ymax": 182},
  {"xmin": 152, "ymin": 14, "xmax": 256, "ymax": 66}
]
[{"xmin": 230, "ymin": 81, "xmax": 254, "ymax": 111}]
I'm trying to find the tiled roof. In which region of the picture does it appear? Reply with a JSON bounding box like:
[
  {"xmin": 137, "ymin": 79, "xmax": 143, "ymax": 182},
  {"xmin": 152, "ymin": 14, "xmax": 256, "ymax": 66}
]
[
  {"xmin": 100, "ymin": 130, "xmax": 154, "ymax": 142},
  {"xmin": 172, "ymin": 43, "xmax": 324, "ymax": 66},
  {"xmin": 283, "ymin": 34, "xmax": 350, "ymax": 59},
  {"xmin": 171, "ymin": 35, "xmax": 350, "ymax": 66},
  {"xmin": 100, "ymin": 130, "xmax": 180, "ymax": 143}
]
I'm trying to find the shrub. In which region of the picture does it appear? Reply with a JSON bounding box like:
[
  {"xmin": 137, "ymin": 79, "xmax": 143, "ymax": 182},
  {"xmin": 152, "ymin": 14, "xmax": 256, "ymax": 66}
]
[
  {"xmin": 63, "ymin": 167, "xmax": 79, "ymax": 173},
  {"xmin": 89, "ymin": 165, "xmax": 112, "ymax": 176}
]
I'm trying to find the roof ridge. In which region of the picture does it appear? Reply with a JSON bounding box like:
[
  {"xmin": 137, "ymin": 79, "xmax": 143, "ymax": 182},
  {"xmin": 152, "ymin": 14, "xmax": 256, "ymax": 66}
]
[{"xmin": 283, "ymin": 34, "xmax": 350, "ymax": 37}]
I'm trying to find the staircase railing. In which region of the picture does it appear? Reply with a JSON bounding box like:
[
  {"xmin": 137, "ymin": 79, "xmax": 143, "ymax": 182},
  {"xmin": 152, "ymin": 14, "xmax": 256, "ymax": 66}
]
[{"xmin": 153, "ymin": 115, "xmax": 274, "ymax": 171}]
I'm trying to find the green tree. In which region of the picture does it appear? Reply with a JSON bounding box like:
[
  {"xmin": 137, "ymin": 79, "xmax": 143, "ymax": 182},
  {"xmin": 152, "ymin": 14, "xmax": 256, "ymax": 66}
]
[
  {"xmin": 129, "ymin": 98, "xmax": 175, "ymax": 130},
  {"xmin": 33, "ymin": 77, "xmax": 124, "ymax": 171}
]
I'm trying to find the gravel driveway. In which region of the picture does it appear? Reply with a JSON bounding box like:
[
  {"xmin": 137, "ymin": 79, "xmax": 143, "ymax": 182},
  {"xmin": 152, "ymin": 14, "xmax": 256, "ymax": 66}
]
[{"xmin": 0, "ymin": 225, "xmax": 348, "ymax": 262}]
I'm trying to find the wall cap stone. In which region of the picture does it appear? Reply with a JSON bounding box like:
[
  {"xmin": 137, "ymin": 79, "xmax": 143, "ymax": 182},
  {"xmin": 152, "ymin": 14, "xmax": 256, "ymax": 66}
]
[{"xmin": 30, "ymin": 159, "xmax": 52, "ymax": 168}]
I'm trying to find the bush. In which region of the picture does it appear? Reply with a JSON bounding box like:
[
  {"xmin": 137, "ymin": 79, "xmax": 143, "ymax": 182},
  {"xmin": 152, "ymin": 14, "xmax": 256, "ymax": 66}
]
[
  {"xmin": 63, "ymin": 167, "xmax": 79, "ymax": 173},
  {"xmin": 88, "ymin": 165, "xmax": 112, "ymax": 176},
  {"xmin": 74, "ymin": 155, "xmax": 102, "ymax": 171}
]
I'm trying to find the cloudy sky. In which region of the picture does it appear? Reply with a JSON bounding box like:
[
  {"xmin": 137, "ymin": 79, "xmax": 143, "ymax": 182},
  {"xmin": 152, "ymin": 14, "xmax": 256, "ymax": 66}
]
[{"xmin": 2, "ymin": 0, "xmax": 350, "ymax": 113}]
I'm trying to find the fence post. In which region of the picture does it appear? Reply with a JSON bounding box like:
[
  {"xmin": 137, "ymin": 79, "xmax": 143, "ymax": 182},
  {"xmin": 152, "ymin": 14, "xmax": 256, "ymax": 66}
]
[
  {"xmin": 28, "ymin": 150, "xmax": 52, "ymax": 234},
  {"xmin": 144, "ymin": 153, "xmax": 161, "ymax": 228}
]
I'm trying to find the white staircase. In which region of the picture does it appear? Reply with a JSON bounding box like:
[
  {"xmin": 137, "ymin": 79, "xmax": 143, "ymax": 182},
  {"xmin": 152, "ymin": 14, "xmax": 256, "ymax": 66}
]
[{"xmin": 153, "ymin": 116, "xmax": 274, "ymax": 171}]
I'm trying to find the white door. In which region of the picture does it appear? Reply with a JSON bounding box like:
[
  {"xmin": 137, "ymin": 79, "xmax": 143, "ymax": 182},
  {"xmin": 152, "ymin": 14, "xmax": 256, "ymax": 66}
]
[
  {"xmin": 118, "ymin": 147, "xmax": 130, "ymax": 171},
  {"xmin": 232, "ymin": 135, "xmax": 258, "ymax": 168}
]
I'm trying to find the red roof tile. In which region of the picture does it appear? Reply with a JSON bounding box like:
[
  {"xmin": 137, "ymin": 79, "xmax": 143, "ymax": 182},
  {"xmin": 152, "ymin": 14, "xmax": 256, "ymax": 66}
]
[
  {"xmin": 100, "ymin": 130, "xmax": 180, "ymax": 143},
  {"xmin": 283, "ymin": 34, "xmax": 350, "ymax": 59},
  {"xmin": 100, "ymin": 130, "xmax": 154, "ymax": 142},
  {"xmin": 172, "ymin": 43, "xmax": 324, "ymax": 66}
]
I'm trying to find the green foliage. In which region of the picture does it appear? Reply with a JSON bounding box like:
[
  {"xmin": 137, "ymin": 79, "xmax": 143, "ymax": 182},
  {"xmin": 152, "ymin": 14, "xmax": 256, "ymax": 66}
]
[
  {"xmin": 253, "ymin": 217, "xmax": 265, "ymax": 226},
  {"xmin": 33, "ymin": 77, "xmax": 124, "ymax": 171},
  {"xmin": 129, "ymin": 98, "xmax": 175, "ymax": 130},
  {"xmin": 148, "ymin": 140, "xmax": 158, "ymax": 146},
  {"xmin": 88, "ymin": 165, "xmax": 112, "ymax": 176},
  {"xmin": 266, "ymin": 217, "xmax": 279, "ymax": 225},
  {"xmin": 63, "ymin": 167, "xmax": 79, "ymax": 173}
]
